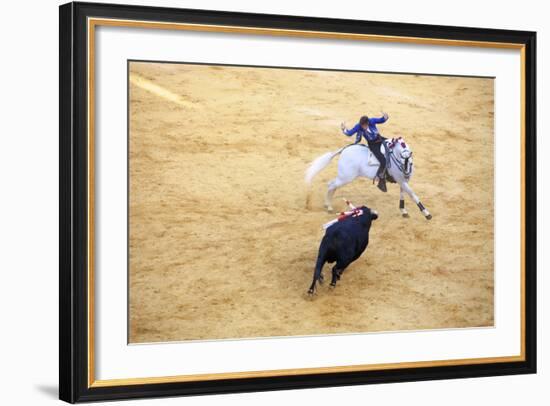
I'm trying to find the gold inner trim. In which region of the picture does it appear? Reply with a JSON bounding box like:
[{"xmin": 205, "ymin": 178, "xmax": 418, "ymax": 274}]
[
  {"xmin": 520, "ymin": 46, "xmax": 526, "ymax": 358},
  {"xmin": 87, "ymin": 19, "xmax": 96, "ymax": 388},
  {"xmin": 86, "ymin": 17, "xmax": 527, "ymax": 388},
  {"xmin": 91, "ymin": 17, "xmax": 524, "ymax": 49},
  {"xmin": 91, "ymin": 355, "xmax": 524, "ymax": 387}
]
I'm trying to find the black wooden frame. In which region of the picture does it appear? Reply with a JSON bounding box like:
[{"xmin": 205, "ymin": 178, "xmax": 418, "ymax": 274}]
[{"xmin": 59, "ymin": 1, "xmax": 537, "ymax": 403}]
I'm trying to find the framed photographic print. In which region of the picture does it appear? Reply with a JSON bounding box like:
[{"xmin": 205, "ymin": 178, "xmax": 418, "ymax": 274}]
[{"xmin": 59, "ymin": 1, "xmax": 537, "ymax": 403}]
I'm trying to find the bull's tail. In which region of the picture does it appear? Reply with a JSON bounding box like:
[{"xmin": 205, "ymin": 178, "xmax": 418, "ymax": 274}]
[
  {"xmin": 308, "ymin": 239, "xmax": 328, "ymax": 295},
  {"xmin": 305, "ymin": 147, "xmax": 346, "ymax": 186},
  {"xmin": 314, "ymin": 248, "xmax": 327, "ymax": 281}
]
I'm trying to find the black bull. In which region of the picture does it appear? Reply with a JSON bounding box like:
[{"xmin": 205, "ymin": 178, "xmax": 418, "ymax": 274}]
[{"xmin": 308, "ymin": 206, "xmax": 378, "ymax": 295}]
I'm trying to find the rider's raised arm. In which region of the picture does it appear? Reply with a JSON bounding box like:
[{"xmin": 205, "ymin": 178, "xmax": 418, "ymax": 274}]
[
  {"xmin": 343, "ymin": 123, "xmax": 359, "ymax": 136},
  {"xmin": 370, "ymin": 113, "xmax": 389, "ymax": 124}
]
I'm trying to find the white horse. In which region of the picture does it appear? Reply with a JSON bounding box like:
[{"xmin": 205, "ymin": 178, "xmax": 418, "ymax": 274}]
[{"xmin": 305, "ymin": 137, "xmax": 432, "ymax": 220}]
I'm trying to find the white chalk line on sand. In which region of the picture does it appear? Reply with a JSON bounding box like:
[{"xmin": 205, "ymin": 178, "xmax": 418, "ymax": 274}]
[{"xmin": 129, "ymin": 74, "xmax": 195, "ymax": 108}]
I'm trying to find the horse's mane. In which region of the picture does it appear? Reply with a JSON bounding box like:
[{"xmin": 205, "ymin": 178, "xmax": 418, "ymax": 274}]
[{"xmin": 388, "ymin": 136, "xmax": 409, "ymax": 150}]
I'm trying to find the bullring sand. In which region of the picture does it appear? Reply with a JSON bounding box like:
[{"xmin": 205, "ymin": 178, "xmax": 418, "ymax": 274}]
[{"xmin": 128, "ymin": 62, "xmax": 494, "ymax": 343}]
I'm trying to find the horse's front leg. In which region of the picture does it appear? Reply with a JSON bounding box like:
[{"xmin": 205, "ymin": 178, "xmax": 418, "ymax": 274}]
[
  {"xmin": 400, "ymin": 182, "xmax": 432, "ymax": 220},
  {"xmin": 399, "ymin": 186, "xmax": 409, "ymax": 218}
]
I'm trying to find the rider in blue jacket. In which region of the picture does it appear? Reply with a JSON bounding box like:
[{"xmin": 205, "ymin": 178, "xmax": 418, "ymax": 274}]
[{"xmin": 341, "ymin": 113, "xmax": 389, "ymax": 192}]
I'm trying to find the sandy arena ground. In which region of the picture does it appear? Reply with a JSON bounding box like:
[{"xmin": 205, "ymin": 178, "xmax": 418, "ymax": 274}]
[{"xmin": 128, "ymin": 62, "xmax": 494, "ymax": 343}]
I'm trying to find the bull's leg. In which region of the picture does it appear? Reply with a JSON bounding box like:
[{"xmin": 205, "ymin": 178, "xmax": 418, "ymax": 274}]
[
  {"xmin": 308, "ymin": 270, "xmax": 326, "ymax": 294},
  {"xmin": 308, "ymin": 268, "xmax": 323, "ymax": 295},
  {"xmin": 308, "ymin": 280, "xmax": 318, "ymax": 295},
  {"xmin": 399, "ymin": 186, "xmax": 409, "ymax": 218},
  {"xmin": 400, "ymin": 181, "xmax": 432, "ymax": 220},
  {"xmin": 330, "ymin": 259, "xmax": 350, "ymax": 288},
  {"xmin": 330, "ymin": 266, "xmax": 343, "ymax": 287}
]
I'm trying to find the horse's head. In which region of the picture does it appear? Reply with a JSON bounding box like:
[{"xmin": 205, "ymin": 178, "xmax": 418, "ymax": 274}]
[{"xmin": 388, "ymin": 137, "xmax": 413, "ymax": 177}]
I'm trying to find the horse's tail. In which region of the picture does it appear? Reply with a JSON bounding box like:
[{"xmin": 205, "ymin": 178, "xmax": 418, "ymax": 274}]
[{"xmin": 305, "ymin": 146, "xmax": 346, "ymax": 186}]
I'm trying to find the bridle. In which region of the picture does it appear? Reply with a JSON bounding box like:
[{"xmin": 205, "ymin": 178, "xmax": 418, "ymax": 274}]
[{"xmin": 387, "ymin": 137, "xmax": 413, "ymax": 179}]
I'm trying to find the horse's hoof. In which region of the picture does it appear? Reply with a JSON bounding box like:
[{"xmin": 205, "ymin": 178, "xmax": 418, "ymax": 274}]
[
  {"xmin": 426, "ymin": 214, "xmax": 432, "ymax": 220},
  {"xmin": 329, "ymin": 283, "xmax": 336, "ymax": 289},
  {"xmin": 307, "ymin": 289, "xmax": 315, "ymax": 296},
  {"xmin": 402, "ymin": 212, "xmax": 410, "ymax": 218}
]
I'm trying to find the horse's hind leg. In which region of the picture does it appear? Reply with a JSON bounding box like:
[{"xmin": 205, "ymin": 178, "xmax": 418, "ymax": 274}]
[
  {"xmin": 324, "ymin": 179, "xmax": 338, "ymax": 212},
  {"xmin": 400, "ymin": 186, "xmax": 409, "ymax": 218},
  {"xmin": 325, "ymin": 177, "xmax": 349, "ymax": 213}
]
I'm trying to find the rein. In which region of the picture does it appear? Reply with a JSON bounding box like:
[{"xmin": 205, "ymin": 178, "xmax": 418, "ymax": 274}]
[{"xmin": 386, "ymin": 140, "xmax": 413, "ymax": 178}]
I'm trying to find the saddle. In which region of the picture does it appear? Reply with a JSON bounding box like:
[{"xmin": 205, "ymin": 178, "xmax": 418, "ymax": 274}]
[{"xmin": 365, "ymin": 141, "xmax": 397, "ymax": 183}]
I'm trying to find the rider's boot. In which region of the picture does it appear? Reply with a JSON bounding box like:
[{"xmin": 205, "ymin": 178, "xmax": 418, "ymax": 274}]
[
  {"xmin": 376, "ymin": 168, "xmax": 388, "ymax": 192},
  {"xmin": 377, "ymin": 177, "xmax": 387, "ymax": 193}
]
